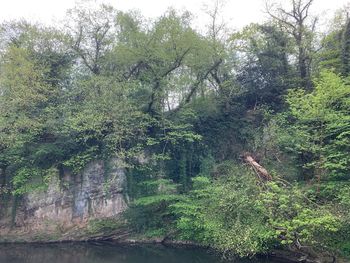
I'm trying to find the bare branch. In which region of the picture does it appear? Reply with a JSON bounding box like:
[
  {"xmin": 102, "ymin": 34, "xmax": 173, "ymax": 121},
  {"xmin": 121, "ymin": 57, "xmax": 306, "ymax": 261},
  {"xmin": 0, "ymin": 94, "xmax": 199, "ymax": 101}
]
[{"xmin": 171, "ymin": 59, "xmax": 223, "ymax": 113}]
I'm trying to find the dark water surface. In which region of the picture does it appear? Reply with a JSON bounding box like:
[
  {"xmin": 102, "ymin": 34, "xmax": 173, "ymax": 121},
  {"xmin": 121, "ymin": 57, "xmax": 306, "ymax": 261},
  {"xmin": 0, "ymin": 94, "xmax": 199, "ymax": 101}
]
[{"xmin": 0, "ymin": 242, "xmax": 283, "ymax": 263}]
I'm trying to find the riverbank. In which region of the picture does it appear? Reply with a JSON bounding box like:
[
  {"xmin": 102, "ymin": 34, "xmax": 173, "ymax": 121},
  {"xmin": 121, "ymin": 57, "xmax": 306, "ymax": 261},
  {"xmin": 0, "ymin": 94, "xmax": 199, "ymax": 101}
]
[
  {"xmin": 0, "ymin": 229, "xmax": 343, "ymax": 263},
  {"xmin": 112, "ymin": 237, "xmax": 342, "ymax": 263}
]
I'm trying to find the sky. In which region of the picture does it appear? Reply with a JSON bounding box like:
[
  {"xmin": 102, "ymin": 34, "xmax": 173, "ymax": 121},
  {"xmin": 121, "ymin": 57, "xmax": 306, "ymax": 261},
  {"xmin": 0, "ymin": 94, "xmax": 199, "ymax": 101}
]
[{"xmin": 0, "ymin": 0, "xmax": 349, "ymax": 31}]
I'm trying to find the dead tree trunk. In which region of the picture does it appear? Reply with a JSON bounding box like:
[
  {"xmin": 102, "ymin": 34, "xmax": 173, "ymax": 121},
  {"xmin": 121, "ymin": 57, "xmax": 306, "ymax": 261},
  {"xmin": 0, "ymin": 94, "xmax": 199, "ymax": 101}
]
[{"xmin": 243, "ymin": 153, "xmax": 272, "ymax": 181}]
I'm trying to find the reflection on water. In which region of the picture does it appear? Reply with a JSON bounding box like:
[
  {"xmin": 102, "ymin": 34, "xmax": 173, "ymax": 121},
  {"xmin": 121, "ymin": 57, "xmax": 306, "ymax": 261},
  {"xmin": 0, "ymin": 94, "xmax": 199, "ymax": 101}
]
[{"xmin": 0, "ymin": 242, "xmax": 280, "ymax": 263}]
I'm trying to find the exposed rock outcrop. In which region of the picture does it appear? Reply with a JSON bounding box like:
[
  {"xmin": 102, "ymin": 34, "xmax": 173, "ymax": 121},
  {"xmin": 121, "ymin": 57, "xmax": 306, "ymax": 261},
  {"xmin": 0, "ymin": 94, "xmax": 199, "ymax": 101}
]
[{"xmin": 0, "ymin": 158, "xmax": 128, "ymax": 242}]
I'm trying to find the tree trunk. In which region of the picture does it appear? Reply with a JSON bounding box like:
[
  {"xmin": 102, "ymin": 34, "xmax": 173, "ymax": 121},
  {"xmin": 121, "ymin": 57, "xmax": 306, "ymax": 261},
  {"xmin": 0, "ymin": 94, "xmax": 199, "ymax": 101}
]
[{"xmin": 243, "ymin": 153, "xmax": 272, "ymax": 181}]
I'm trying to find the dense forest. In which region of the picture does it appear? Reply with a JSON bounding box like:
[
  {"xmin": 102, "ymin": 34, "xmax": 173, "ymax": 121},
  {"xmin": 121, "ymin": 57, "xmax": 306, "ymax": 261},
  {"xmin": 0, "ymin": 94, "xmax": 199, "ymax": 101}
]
[{"xmin": 0, "ymin": 0, "xmax": 350, "ymax": 260}]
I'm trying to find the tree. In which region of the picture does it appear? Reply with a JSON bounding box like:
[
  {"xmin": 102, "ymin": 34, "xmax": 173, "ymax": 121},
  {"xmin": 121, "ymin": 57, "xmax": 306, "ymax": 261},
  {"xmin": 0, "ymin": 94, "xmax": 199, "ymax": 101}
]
[
  {"xmin": 317, "ymin": 30, "xmax": 343, "ymax": 73},
  {"xmin": 266, "ymin": 0, "xmax": 317, "ymax": 89},
  {"xmin": 0, "ymin": 45, "xmax": 57, "ymax": 193},
  {"xmin": 282, "ymin": 71, "xmax": 350, "ymax": 179},
  {"xmin": 232, "ymin": 23, "xmax": 295, "ymax": 110},
  {"xmin": 317, "ymin": 10, "xmax": 350, "ymax": 76},
  {"xmin": 0, "ymin": 21, "xmax": 74, "ymax": 88},
  {"xmin": 65, "ymin": 3, "xmax": 117, "ymax": 75},
  {"xmin": 109, "ymin": 9, "xmax": 223, "ymax": 115},
  {"xmin": 341, "ymin": 18, "xmax": 350, "ymax": 76}
]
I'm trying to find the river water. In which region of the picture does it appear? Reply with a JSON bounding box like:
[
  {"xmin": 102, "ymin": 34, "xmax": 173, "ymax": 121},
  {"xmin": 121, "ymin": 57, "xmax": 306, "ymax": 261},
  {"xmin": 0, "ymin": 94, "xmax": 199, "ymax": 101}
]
[{"xmin": 0, "ymin": 242, "xmax": 284, "ymax": 263}]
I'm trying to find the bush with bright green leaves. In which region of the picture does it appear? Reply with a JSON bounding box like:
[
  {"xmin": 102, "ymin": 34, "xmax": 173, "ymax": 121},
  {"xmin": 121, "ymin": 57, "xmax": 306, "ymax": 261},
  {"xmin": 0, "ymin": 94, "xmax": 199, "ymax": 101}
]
[{"xmin": 171, "ymin": 163, "xmax": 340, "ymax": 258}]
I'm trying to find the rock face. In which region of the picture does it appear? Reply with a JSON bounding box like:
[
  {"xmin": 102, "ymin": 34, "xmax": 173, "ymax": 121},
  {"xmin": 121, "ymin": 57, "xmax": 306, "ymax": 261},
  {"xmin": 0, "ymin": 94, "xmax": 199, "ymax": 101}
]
[{"xmin": 0, "ymin": 158, "xmax": 128, "ymax": 241}]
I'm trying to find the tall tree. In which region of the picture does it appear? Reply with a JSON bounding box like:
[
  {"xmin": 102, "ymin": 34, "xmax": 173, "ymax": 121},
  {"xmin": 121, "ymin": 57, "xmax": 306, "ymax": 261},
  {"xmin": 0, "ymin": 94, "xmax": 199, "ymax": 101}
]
[
  {"xmin": 316, "ymin": 9, "xmax": 350, "ymax": 77},
  {"xmin": 341, "ymin": 17, "xmax": 350, "ymax": 76},
  {"xmin": 232, "ymin": 23, "xmax": 295, "ymax": 110},
  {"xmin": 266, "ymin": 0, "xmax": 317, "ymax": 89},
  {"xmin": 110, "ymin": 10, "xmax": 222, "ymax": 115},
  {"xmin": 65, "ymin": 3, "xmax": 117, "ymax": 75}
]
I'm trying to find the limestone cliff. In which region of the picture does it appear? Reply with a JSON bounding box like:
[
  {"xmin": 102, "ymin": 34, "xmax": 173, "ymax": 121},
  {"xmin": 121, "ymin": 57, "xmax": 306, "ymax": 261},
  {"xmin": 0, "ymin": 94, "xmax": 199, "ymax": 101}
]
[{"xmin": 0, "ymin": 158, "xmax": 128, "ymax": 242}]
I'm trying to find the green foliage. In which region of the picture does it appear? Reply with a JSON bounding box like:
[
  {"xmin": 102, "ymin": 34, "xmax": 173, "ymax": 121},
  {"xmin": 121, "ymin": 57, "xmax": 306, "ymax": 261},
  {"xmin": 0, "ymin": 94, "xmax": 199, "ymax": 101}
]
[
  {"xmin": 62, "ymin": 147, "xmax": 97, "ymax": 174},
  {"xmin": 318, "ymin": 30, "xmax": 342, "ymax": 73},
  {"xmin": 11, "ymin": 167, "xmax": 34, "ymax": 195},
  {"xmin": 11, "ymin": 167, "xmax": 56, "ymax": 195},
  {"xmin": 341, "ymin": 18, "xmax": 350, "ymax": 76},
  {"xmin": 259, "ymin": 182, "xmax": 339, "ymax": 247},
  {"xmin": 124, "ymin": 178, "xmax": 181, "ymax": 234},
  {"xmin": 171, "ymin": 164, "xmax": 274, "ymax": 257},
  {"xmin": 285, "ymin": 70, "xmax": 350, "ymax": 178},
  {"xmin": 87, "ymin": 218, "xmax": 124, "ymax": 235},
  {"xmin": 170, "ymin": 163, "xmax": 341, "ymax": 258},
  {"xmin": 1, "ymin": 2, "xmax": 350, "ymax": 260},
  {"xmin": 232, "ymin": 23, "xmax": 296, "ymax": 110}
]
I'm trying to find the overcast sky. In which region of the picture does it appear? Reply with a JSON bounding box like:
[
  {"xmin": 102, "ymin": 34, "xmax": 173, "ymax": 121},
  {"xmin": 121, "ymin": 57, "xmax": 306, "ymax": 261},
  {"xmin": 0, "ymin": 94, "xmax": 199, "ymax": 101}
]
[{"xmin": 0, "ymin": 0, "xmax": 349, "ymax": 30}]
